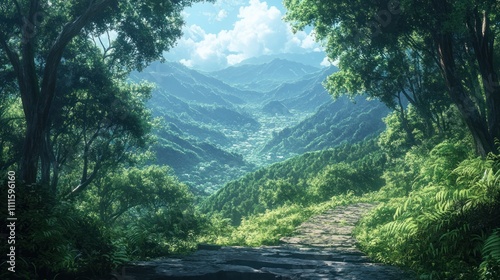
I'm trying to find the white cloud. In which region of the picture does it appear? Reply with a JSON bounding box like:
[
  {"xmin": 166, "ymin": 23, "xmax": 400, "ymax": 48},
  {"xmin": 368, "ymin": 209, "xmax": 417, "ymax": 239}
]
[
  {"xmin": 320, "ymin": 57, "xmax": 333, "ymax": 67},
  {"xmin": 179, "ymin": 58, "xmax": 193, "ymax": 68},
  {"xmin": 216, "ymin": 9, "xmax": 228, "ymax": 21},
  {"xmin": 185, "ymin": 24, "xmax": 206, "ymax": 41},
  {"xmin": 226, "ymin": 53, "xmax": 247, "ymax": 65},
  {"xmin": 300, "ymin": 32, "xmax": 317, "ymax": 49},
  {"xmin": 167, "ymin": 0, "xmax": 322, "ymax": 71}
]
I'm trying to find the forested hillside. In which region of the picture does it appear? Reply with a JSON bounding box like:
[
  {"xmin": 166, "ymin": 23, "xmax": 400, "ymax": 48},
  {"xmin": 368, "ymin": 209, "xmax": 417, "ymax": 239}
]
[
  {"xmin": 1, "ymin": 1, "xmax": 499, "ymax": 280},
  {"xmin": 128, "ymin": 59, "xmax": 387, "ymax": 193},
  {"xmin": 265, "ymin": 66, "xmax": 337, "ymax": 112},
  {"xmin": 261, "ymin": 96, "xmax": 389, "ymax": 160},
  {"xmin": 201, "ymin": 139, "xmax": 385, "ymax": 224}
]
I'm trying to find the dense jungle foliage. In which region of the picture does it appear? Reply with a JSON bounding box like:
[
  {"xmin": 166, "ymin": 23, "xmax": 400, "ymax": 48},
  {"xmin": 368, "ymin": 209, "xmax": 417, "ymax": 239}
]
[
  {"xmin": 1, "ymin": 0, "xmax": 500, "ymax": 280},
  {"xmin": 200, "ymin": 107, "xmax": 500, "ymax": 279}
]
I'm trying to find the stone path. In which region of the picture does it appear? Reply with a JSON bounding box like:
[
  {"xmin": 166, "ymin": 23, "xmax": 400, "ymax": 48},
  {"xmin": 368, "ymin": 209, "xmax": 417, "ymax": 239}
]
[{"xmin": 120, "ymin": 203, "xmax": 415, "ymax": 279}]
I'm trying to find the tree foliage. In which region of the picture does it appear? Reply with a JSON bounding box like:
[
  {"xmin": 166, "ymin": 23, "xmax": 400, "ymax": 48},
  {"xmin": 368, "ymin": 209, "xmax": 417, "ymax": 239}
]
[
  {"xmin": 0, "ymin": 0, "xmax": 205, "ymax": 186},
  {"xmin": 0, "ymin": 1, "xmax": 209, "ymax": 278},
  {"xmin": 355, "ymin": 130, "xmax": 500, "ymax": 279},
  {"xmin": 201, "ymin": 139, "xmax": 385, "ymax": 225},
  {"xmin": 284, "ymin": 0, "xmax": 500, "ymax": 156}
]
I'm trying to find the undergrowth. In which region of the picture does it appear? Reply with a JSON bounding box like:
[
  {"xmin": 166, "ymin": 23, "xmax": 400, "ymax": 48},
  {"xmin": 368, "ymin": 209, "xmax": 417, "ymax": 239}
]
[
  {"xmin": 200, "ymin": 134, "xmax": 500, "ymax": 279},
  {"xmin": 200, "ymin": 191, "xmax": 377, "ymax": 246},
  {"xmin": 354, "ymin": 140, "xmax": 500, "ymax": 279}
]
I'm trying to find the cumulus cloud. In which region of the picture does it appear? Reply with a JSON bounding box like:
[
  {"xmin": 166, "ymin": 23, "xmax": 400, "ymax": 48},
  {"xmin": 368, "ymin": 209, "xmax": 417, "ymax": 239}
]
[
  {"xmin": 185, "ymin": 24, "xmax": 206, "ymax": 41},
  {"xmin": 216, "ymin": 9, "xmax": 228, "ymax": 21},
  {"xmin": 169, "ymin": 0, "xmax": 323, "ymax": 71},
  {"xmin": 320, "ymin": 57, "xmax": 333, "ymax": 67}
]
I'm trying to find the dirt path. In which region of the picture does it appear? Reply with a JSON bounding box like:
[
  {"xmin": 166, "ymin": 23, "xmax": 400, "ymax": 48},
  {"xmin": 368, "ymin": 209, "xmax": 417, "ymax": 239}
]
[{"xmin": 121, "ymin": 203, "xmax": 415, "ymax": 279}]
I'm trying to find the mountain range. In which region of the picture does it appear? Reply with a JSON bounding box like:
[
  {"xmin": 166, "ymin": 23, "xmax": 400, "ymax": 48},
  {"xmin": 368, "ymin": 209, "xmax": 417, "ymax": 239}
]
[
  {"xmin": 208, "ymin": 59, "xmax": 320, "ymax": 92},
  {"xmin": 130, "ymin": 55, "xmax": 389, "ymax": 194}
]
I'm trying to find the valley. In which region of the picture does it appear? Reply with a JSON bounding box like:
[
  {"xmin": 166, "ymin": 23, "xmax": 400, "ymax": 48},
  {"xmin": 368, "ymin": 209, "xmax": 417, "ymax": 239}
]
[
  {"xmin": 5, "ymin": 2, "xmax": 499, "ymax": 279},
  {"xmin": 132, "ymin": 54, "xmax": 389, "ymax": 195}
]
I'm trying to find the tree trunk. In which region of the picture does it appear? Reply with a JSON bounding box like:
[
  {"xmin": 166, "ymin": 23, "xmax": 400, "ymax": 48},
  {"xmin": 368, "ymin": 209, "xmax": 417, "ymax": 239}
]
[
  {"xmin": 396, "ymin": 93, "xmax": 417, "ymax": 145},
  {"xmin": 20, "ymin": 115, "xmax": 41, "ymax": 184},
  {"xmin": 485, "ymin": 73, "xmax": 500, "ymax": 145},
  {"xmin": 435, "ymin": 33, "xmax": 495, "ymax": 157},
  {"xmin": 19, "ymin": 28, "xmax": 42, "ymax": 185},
  {"xmin": 468, "ymin": 10, "xmax": 500, "ymax": 149},
  {"xmin": 18, "ymin": 0, "xmax": 113, "ymax": 185}
]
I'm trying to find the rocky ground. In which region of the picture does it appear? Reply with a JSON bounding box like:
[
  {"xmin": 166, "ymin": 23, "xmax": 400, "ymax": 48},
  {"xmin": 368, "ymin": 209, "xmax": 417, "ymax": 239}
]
[{"xmin": 118, "ymin": 203, "xmax": 415, "ymax": 279}]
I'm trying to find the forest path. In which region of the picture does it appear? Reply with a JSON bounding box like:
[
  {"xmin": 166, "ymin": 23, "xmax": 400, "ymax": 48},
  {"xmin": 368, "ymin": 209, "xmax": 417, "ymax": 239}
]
[{"xmin": 121, "ymin": 203, "xmax": 415, "ymax": 279}]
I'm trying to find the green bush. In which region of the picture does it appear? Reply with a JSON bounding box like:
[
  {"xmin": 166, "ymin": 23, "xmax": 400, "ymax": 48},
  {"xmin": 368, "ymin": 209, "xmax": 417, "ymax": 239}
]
[
  {"xmin": 0, "ymin": 183, "xmax": 117, "ymax": 279},
  {"xmin": 308, "ymin": 162, "xmax": 383, "ymax": 201},
  {"xmin": 208, "ymin": 192, "xmax": 371, "ymax": 247},
  {"xmin": 355, "ymin": 141, "xmax": 500, "ymax": 279},
  {"xmin": 120, "ymin": 207, "xmax": 204, "ymax": 259}
]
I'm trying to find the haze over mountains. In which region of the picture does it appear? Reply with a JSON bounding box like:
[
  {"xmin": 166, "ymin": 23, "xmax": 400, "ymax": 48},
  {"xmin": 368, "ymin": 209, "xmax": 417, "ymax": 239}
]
[
  {"xmin": 209, "ymin": 59, "xmax": 321, "ymax": 92},
  {"xmin": 130, "ymin": 53, "xmax": 389, "ymax": 194}
]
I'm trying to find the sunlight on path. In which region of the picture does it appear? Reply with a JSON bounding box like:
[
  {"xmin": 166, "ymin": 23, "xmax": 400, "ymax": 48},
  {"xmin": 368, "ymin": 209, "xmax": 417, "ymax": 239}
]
[{"xmin": 121, "ymin": 203, "xmax": 415, "ymax": 279}]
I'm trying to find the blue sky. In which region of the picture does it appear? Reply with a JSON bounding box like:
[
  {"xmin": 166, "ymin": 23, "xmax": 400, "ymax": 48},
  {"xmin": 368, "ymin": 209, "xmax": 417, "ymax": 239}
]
[{"xmin": 163, "ymin": 0, "xmax": 328, "ymax": 71}]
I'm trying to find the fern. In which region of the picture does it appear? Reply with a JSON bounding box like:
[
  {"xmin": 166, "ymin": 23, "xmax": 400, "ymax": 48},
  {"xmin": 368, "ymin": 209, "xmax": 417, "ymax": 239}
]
[
  {"xmin": 483, "ymin": 229, "xmax": 500, "ymax": 260},
  {"xmin": 354, "ymin": 136, "xmax": 500, "ymax": 279},
  {"xmin": 383, "ymin": 218, "xmax": 418, "ymax": 237},
  {"xmin": 480, "ymin": 229, "xmax": 500, "ymax": 280}
]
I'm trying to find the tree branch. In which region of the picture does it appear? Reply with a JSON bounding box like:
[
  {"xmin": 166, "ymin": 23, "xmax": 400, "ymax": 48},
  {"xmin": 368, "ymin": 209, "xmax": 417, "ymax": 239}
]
[
  {"xmin": 67, "ymin": 156, "xmax": 102, "ymax": 198},
  {"xmin": 12, "ymin": 0, "xmax": 22, "ymax": 18},
  {"xmin": 40, "ymin": 0, "xmax": 114, "ymax": 122},
  {"xmin": 0, "ymin": 32, "xmax": 23, "ymax": 96}
]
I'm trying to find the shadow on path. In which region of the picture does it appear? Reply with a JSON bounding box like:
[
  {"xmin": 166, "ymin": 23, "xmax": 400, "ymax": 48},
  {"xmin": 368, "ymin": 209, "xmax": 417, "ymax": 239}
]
[{"xmin": 120, "ymin": 203, "xmax": 415, "ymax": 279}]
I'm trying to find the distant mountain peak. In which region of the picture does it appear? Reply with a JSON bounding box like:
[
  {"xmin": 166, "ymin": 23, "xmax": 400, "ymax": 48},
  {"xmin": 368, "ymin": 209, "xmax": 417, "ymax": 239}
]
[
  {"xmin": 208, "ymin": 57, "xmax": 322, "ymax": 92},
  {"xmin": 235, "ymin": 52, "xmax": 328, "ymax": 68}
]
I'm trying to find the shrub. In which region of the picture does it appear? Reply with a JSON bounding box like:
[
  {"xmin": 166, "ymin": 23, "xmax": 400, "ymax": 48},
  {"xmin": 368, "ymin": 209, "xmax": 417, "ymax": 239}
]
[
  {"xmin": 0, "ymin": 183, "xmax": 117, "ymax": 279},
  {"xmin": 355, "ymin": 144, "xmax": 500, "ymax": 279}
]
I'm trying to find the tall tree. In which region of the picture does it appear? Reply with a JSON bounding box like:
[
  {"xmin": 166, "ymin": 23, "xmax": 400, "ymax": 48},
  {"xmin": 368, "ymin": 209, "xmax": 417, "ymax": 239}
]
[
  {"xmin": 48, "ymin": 38, "xmax": 154, "ymax": 197},
  {"xmin": 0, "ymin": 0, "xmax": 204, "ymax": 186},
  {"xmin": 326, "ymin": 40, "xmax": 451, "ymax": 142},
  {"xmin": 284, "ymin": 0, "xmax": 500, "ymax": 156}
]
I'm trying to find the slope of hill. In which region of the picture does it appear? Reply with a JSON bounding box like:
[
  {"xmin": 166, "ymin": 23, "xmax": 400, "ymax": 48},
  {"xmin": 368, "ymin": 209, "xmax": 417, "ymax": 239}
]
[
  {"xmin": 148, "ymin": 91, "xmax": 259, "ymax": 131},
  {"xmin": 154, "ymin": 123, "xmax": 254, "ymax": 194},
  {"xmin": 261, "ymin": 96, "xmax": 390, "ymax": 160},
  {"xmin": 236, "ymin": 52, "xmax": 328, "ymax": 68},
  {"xmin": 128, "ymin": 56, "xmax": 388, "ymax": 195},
  {"xmin": 200, "ymin": 139, "xmax": 385, "ymax": 224},
  {"xmin": 130, "ymin": 62, "xmax": 265, "ymax": 193},
  {"xmin": 264, "ymin": 66, "xmax": 338, "ymax": 112},
  {"xmin": 209, "ymin": 59, "xmax": 320, "ymax": 92},
  {"xmin": 132, "ymin": 61, "xmax": 261, "ymax": 106},
  {"xmin": 262, "ymin": 101, "xmax": 292, "ymax": 116}
]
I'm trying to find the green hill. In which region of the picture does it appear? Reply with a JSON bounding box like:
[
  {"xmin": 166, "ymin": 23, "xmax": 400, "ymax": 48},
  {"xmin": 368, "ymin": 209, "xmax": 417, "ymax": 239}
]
[
  {"xmin": 261, "ymin": 96, "xmax": 389, "ymax": 161},
  {"xmin": 129, "ymin": 60, "xmax": 345, "ymax": 193},
  {"xmin": 200, "ymin": 138, "xmax": 385, "ymax": 224},
  {"xmin": 129, "ymin": 59, "xmax": 388, "ymax": 196},
  {"xmin": 265, "ymin": 66, "xmax": 338, "ymax": 112}
]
